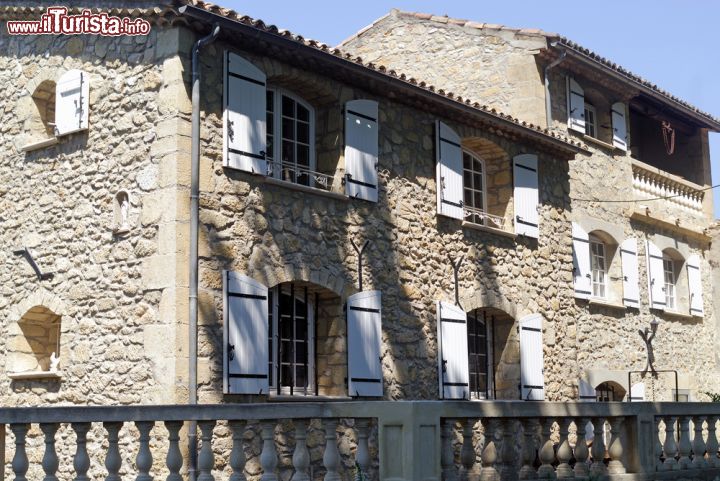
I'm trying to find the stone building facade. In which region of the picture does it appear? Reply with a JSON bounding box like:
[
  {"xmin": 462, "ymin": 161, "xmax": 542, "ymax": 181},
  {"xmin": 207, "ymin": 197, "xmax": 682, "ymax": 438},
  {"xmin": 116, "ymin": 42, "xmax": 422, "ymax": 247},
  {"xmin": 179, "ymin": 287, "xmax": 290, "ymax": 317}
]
[
  {"xmin": 340, "ymin": 9, "xmax": 720, "ymax": 402},
  {"xmin": 1, "ymin": 0, "xmax": 719, "ymax": 422}
]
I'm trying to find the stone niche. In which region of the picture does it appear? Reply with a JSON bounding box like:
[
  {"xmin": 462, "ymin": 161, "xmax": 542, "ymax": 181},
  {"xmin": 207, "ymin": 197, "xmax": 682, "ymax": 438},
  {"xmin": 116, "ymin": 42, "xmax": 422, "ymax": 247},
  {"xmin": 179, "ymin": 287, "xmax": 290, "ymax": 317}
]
[{"xmin": 8, "ymin": 305, "xmax": 62, "ymax": 379}]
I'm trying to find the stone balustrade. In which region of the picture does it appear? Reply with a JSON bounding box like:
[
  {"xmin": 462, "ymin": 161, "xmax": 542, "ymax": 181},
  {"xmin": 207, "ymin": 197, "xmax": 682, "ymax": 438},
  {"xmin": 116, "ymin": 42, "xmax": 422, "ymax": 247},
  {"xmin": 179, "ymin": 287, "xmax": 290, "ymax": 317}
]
[
  {"xmin": 631, "ymin": 159, "xmax": 706, "ymax": 212},
  {"xmin": 3, "ymin": 401, "xmax": 720, "ymax": 481}
]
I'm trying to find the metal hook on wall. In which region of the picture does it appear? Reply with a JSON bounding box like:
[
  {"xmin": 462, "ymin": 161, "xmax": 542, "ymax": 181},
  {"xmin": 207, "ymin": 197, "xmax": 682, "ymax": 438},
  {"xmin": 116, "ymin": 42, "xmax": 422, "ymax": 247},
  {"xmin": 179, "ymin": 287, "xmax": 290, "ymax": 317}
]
[
  {"xmin": 448, "ymin": 254, "xmax": 464, "ymax": 307},
  {"xmin": 13, "ymin": 247, "xmax": 54, "ymax": 281},
  {"xmin": 350, "ymin": 239, "xmax": 370, "ymax": 291}
]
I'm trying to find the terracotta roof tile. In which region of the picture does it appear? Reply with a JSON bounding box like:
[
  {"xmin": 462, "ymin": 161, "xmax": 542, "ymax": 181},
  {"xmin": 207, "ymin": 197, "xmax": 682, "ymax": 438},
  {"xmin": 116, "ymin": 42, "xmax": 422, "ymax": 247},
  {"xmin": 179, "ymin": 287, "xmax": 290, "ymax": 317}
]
[
  {"xmin": 177, "ymin": 0, "xmax": 586, "ymax": 150},
  {"xmin": 385, "ymin": 9, "xmax": 719, "ymax": 127}
]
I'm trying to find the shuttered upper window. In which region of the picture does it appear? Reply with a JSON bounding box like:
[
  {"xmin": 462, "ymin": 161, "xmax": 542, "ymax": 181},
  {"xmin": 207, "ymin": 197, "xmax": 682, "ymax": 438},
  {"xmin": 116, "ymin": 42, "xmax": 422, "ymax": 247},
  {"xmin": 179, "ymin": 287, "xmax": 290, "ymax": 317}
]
[
  {"xmin": 584, "ymin": 103, "xmax": 597, "ymax": 138},
  {"xmin": 266, "ymin": 89, "xmax": 315, "ymax": 187},
  {"xmin": 462, "ymin": 150, "xmax": 488, "ymax": 227},
  {"xmin": 589, "ymin": 235, "xmax": 607, "ymax": 299},
  {"xmin": 663, "ymin": 255, "xmax": 676, "ymax": 310}
]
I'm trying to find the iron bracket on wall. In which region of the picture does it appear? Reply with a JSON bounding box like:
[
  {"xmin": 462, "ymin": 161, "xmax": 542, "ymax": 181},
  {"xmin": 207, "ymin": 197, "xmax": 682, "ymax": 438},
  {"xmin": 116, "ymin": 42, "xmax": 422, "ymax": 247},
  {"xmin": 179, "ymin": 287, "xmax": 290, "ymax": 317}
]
[
  {"xmin": 13, "ymin": 247, "xmax": 54, "ymax": 281},
  {"xmin": 350, "ymin": 239, "xmax": 370, "ymax": 291},
  {"xmin": 449, "ymin": 255, "xmax": 464, "ymax": 307}
]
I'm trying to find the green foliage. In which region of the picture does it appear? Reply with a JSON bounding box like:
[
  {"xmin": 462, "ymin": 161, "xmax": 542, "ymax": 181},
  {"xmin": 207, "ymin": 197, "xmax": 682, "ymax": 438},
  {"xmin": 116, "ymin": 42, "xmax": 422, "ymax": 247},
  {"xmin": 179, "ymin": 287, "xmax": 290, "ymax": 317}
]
[
  {"xmin": 354, "ymin": 461, "xmax": 365, "ymax": 481},
  {"xmin": 702, "ymin": 391, "xmax": 720, "ymax": 402}
]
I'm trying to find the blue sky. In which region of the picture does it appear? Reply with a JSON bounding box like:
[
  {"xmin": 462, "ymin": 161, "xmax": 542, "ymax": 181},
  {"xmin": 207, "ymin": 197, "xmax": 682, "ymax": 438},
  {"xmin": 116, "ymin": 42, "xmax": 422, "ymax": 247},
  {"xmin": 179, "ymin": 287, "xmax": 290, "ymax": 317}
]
[{"xmin": 224, "ymin": 1, "xmax": 720, "ymax": 217}]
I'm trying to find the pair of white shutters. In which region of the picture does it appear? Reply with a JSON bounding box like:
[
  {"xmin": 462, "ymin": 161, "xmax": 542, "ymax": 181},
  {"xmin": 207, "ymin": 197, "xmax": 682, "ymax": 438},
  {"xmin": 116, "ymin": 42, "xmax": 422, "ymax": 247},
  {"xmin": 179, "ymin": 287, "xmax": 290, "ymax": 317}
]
[
  {"xmin": 223, "ymin": 51, "xmax": 379, "ymax": 202},
  {"xmin": 571, "ymin": 223, "xmax": 640, "ymax": 308},
  {"xmin": 646, "ymin": 241, "xmax": 704, "ymax": 315},
  {"xmin": 436, "ymin": 301, "xmax": 544, "ymax": 400},
  {"xmin": 54, "ymin": 69, "xmax": 90, "ymax": 136},
  {"xmin": 435, "ymin": 121, "xmax": 539, "ymax": 238},
  {"xmin": 223, "ymin": 272, "xmax": 383, "ymax": 396},
  {"xmin": 567, "ymin": 77, "xmax": 627, "ymax": 151}
]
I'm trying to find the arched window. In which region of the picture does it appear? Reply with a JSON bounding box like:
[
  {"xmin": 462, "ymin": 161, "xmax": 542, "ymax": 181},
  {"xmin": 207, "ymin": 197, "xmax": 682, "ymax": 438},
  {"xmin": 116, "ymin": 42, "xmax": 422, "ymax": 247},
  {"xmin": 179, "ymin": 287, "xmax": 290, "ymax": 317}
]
[
  {"xmin": 462, "ymin": 149, "xmax": 487, "ymax": 225},
  {"xmin": 266, "ymin": 88, "xmax": 316, "ymax": 187},
  {"xmin": 661, "ymin": 248, "xmax": 687, "ymax": 312},
  {"xmin": 8, "ymin": 305, "xmax": 62, "ymax": 379},
  {"xmin": 32, "ymin": 80, "xmax": 56, "ymax": 138},
  {"xmin": 663, "ymin": 253, "xmax": 676, "ymax": 310},
  {"xmin": 589, "ymin": 233, "xmax": 608, "ymax": 298},
  {"xmin": 268, "ymin": 283, "xmax": 316, "ymax": 394}
]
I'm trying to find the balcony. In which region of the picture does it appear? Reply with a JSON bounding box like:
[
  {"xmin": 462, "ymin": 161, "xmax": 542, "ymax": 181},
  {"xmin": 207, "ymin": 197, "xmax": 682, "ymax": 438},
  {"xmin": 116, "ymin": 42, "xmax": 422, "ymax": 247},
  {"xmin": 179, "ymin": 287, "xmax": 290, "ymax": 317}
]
[
  {"xmin": 2, "ymin": 401, "xmax": 720, "ymax": 481},
  {"xmin": 630, "ymin": 159, "xmax": 712, "ymax": 239}
]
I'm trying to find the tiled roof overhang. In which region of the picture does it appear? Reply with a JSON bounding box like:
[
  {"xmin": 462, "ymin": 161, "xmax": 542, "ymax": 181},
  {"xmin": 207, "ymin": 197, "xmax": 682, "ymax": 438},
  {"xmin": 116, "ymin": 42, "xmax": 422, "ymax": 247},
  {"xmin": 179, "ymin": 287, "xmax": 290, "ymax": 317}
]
[
  {"xmin": 543, "ymin": 41, "xmax": 720, "ymax": 132},
  {"xmin": 178, "ymin": 3, "xmax": 587, "ymax": 159}
]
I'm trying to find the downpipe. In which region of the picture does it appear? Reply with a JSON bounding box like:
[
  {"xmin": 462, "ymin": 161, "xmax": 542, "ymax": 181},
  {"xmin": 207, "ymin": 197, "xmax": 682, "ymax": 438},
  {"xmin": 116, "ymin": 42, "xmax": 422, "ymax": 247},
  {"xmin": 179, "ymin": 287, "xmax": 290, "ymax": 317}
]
[{"xmin": 187, "ymin": 23, "xmax": 220, "ymax": 481}]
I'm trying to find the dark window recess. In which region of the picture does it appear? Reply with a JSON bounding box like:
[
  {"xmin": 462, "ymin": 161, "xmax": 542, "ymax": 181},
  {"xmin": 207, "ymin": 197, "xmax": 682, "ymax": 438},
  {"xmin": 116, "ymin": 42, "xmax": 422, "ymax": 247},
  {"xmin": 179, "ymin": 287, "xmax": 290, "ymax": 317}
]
[
  {"xmin": 271, "ymin": 284, "xmax": 310, "ymax": 394},
  {"xmin": 467, "ymin": 310, "xmax": 489, "ymax": 399}
]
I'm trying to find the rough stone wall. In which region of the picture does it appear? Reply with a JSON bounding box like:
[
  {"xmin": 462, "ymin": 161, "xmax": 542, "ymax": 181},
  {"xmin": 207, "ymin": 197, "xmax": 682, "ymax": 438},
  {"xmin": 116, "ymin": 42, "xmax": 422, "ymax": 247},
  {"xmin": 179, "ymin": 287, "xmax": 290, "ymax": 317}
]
[
  {"xmin": 341, "ymin": 11, "xmax": 720, "ymax": 401},
  {"xmin": 340, "ymin": 10, "xmax": 548, "ymax": 127},
  {"xmin": 191, "ymin": 40, "xmax": 577, "ymax": 404}
]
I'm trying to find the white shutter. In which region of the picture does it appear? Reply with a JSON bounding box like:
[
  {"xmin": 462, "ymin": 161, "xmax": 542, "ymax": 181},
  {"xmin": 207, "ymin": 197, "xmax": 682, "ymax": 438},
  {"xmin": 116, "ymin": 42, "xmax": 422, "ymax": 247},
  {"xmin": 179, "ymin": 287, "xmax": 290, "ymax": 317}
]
[
  {"xmin": 646, "ymin": 240, "xmax": 666, "ymax": 310},
  {"xmin": 572, "ymin": 222, "xmax": 591, "ymax": 299},
  {"xmin": 629, "ymin": 382, "xmax": 645, "ymax": 401},
  {"xmin": 436, "ymin": 301, "xmax": 469, "ymax": 399},
  {"xmin": 687, "ymin": 254, "xmax": 704, "ymax": 316},
  {"xmin": 223, "ymin": 271, "xmax": 269, "ymax": 395},
  {"xmin": 345, "ymin": 100, "xmax": 379, "ymax": 202},
  {"xmin": 519, "ymin": 313, "xmax": 544, "ymax": 401},
  {"xmin": 611, "ymin": 102, "xmax": 628, "ymax": 151},
  {"xmin": 224, "ymin": 51, "xmax": 267, "ymax": 174},
  {"xmin": 579, "ymin": 378, "xmax": 596, "ymax": 402},
  {"xmin": 567, "ymin": 77, "xmax": 585, "ymax": 133},
  {"xmin": 55, "ymin": 69, "xmax": 89, "ymax": 136},
  {"xmin": 513, "ymin": 154, "xmax": 539, "ymax": 238},
  {"xmin": 347, "ymin": 290, "xmax": 383, "ymax": 397},
  {"xmin": 435, "ymin": 121, "xmax": 464, "ymax": 220},
  {"xmin": 620, "ymin": 237, "xmax": 640, "ymax": 308}
]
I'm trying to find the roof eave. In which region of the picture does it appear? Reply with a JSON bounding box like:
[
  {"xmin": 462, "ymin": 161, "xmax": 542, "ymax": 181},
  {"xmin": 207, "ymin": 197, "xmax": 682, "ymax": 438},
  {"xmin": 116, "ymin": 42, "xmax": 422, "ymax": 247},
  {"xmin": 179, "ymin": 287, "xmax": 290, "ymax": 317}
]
[
  {"xmin": 555, "ymin": 43, "xmax": 720, "ymax": 132},
  {"xmin": 178, "ymin": 4, "xmax": 588, "ymax": 156}
]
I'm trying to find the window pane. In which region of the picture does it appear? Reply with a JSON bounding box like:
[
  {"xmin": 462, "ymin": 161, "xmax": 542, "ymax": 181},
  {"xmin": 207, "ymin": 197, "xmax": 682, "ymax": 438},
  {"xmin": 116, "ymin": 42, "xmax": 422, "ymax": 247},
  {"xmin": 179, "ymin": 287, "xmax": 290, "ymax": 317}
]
[
  {"xmin": 282, "ymin": 117, "xmax": 295, "ymax": 141},
  {"xmin": 280, "ymin": 320, "xmax": 292, "ymax": 340},
  {"xmin": 281, "ymin": 341, "xmax": 293, "ymax": 363},
  {"xmin": 297, "ymin": 145, "xmax": 309, "ymax": 167},
  {"xmin": 295, "ymin": 318, "xmax": 307, "ymax": 338},
  {"xmin": 282, "ymin": 95, "xmax": 294, "ymax": 117},
  {"xmin": 297, "ymin": 121, "xmax": 309, "ymax": 144},
  {"xmin": 295, "ymin": 366, "xmax": 307, "ymax": 388},
  {"xmin": 463, "ymin": 152, "xmax": 471, "ymax": 169},
  {"xmin": 266, "ymin": 91, "xmax": 274, "ymax": 112},
  {"xmin": 464, "ymin": 171, "xmax": 472, "ymax": 188},
  {"xmin": 281, "ymin": 365, "xmax": 292, "ymax": 385},
  {"xmin": 282, "ymin": 140, "xmax": 294, "ymax": 163},
  {"xmin": 297, "ymin": 103, "xmax": 309, "ymax": 122},
  {"xmin": 474, "ymin": 191, "xmax": 483, "ymax": 211},
  {"xmin": 295, "ymin": 341, "xmax": 307, "ymax": 361}
]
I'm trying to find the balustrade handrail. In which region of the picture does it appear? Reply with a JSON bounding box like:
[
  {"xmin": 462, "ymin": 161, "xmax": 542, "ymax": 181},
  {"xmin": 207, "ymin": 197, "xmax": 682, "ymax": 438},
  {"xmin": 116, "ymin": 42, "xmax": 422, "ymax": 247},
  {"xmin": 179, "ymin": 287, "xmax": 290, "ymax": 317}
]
[
  {"xmin": 631, "ymin": 158, "xmax": 707, "ymax": 193},
  {"xmin": 3, "ymin": 400, "xmax": 719, "ymax": 424}
]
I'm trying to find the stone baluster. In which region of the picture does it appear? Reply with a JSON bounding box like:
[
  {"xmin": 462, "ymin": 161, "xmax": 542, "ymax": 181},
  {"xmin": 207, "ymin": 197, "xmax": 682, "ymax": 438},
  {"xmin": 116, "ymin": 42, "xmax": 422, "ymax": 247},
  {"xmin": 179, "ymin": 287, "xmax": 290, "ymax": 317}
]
[
  {"xmin": 692, "ymin": 416, "xmax": 707, "ymax": 468},
  {"xmin": 537, "ymin": 418, "xmax": 555, "ymax": 479},
  {"xmin": 135, "ymin": 421, "xmax": 154, "ymax": 481},
  {"xmin": 322, "ymin": 419, "xmax": 341, "ymax": 481},
  {"xmin": 663, "ymin": 416, "xmax": 679, "ymax": 470},
  {"xmin": 518, "ymin": 419, "xmax": 537, "ymax": 480},
  {"xmin": 655, "ymin": 417, "xmax": 666, "ymax": 472},
  {"xmin": 72, "ymin": 423, "xmax": 91, "ymax": 481},
  {"xmin": 677, "ymin": 416, "xmax": 692, "ymax": 469},
  {"xmin": 459, "ymin": 419, "xmax": 476, "ymax": 481},
  {"xmin": 441, "ymin": 420, "xmax": 458, "ymax": 481},
  {"xmin": 607, "ymin": 418, "xmax": 626, "ymax": 474},
  {"xmin": 706, "ymin": 416, "xmax": 719, "ymax": 468},
  {"xmin": 573, "ymin": 418, "xmax": 590, "ymax": 478},
  {"xmin": 291, "ymin": 420, "xmax": 310, "ymax": 481},
  {"xmin": 11, "ymin": 423, "xmax": 30, "ymax": 481},
  {"xmin": 479, "ymin": 419, "xmax": 498, "ymax": 481},
  {"xmin": 499, "ymin": 419, "xmax": 518, "ymax": 480},
  {"xmin": 355, "ymin": 419, "xmax": 371, "ymax": 479},
  {"xmin": 104, "ymin": 422, "xmax": 122, "ymax": 481},
  {"xmin": 228, "ymin": 421, "xmax": 247, "ymax": 481},
  {"xmin": 40, "ymin": 423, "xmax": 60, "ymax": 481},
  {"xmin": 197, "ymin": 421, "xmax": 216, "ymax": 481},
  {"xmin": 555, "ymin": 418, "xmax": 573, "ymax": 478},
  {"xmin": 589, "ymin": 418, "xmax": 607, "ymax": 477},
  {"xmin": 259, "ymin": 422, "xmax": 278, "ymax": 481},
  {"xmin": 165, "ymin": 421, "xmax": 183, "ymax": 481}
]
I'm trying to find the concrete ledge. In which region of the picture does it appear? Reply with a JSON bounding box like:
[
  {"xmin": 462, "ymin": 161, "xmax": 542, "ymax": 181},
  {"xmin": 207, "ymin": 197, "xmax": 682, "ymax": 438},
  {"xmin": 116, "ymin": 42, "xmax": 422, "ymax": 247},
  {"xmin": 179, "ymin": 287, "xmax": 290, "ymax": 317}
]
[{"xmin": 461, "ymin": 221, "xmax": 516, "ymax": 239}]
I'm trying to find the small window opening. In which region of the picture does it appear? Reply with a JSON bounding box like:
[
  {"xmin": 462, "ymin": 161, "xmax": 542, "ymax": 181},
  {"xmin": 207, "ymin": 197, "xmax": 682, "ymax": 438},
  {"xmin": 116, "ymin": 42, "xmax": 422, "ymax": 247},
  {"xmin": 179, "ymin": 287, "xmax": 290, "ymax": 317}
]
[{"xmin": 584, "ymin": 103, "xmax": 597, "ymax": 138}]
